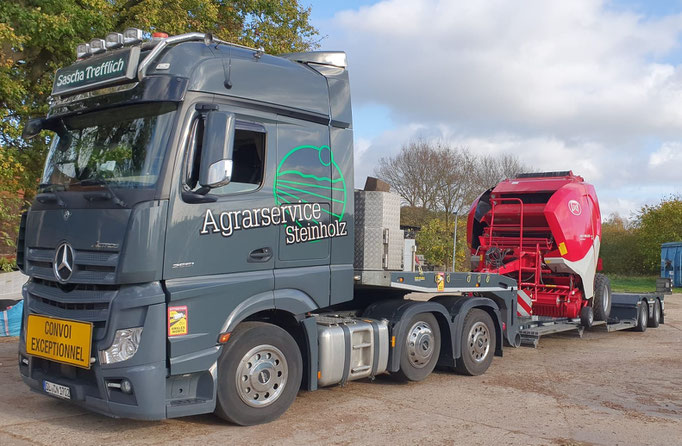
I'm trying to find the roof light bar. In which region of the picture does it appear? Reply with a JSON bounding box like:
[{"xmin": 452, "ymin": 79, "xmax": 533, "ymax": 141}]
[
  {"xmin": 105, "ymin": 32, "xmax": 124, "ymax": 49},
  {"xmin": 76, "ymin": 43, "xmax": 91, "ymax": 59},
  {"xmin": 151, "ymin": 32, "xmax": 169, "ymax": 41},
  {"xmin": 89, "ymin": 38, "xmax": 106, "ymax": 55},
  {"xmin": 123, "ymin": 28, "xmax": 144, "ymax": 45}
]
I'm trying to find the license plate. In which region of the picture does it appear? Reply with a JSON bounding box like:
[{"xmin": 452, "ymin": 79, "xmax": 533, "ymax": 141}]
[
  {"xmin": 43, "ymin": 380, "xmax": 71, "ymax": 399},
  {"xmin": 26, "ymin": 314, "xmax": 93, "ymax": 369}
]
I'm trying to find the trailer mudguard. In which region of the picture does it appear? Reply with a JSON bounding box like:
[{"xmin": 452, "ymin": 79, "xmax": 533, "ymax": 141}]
[
  {"xmin": 430, "ymin": 295, "xmax": 504, "ymax": 358},
  {"xmin": 362, "ymin": 299, "xmax": 452, "ymax": 373}
]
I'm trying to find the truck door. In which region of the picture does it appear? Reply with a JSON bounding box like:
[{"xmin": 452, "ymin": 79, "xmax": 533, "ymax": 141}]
[
  {"xmin": 274, "ymin": 116, "xmax": 338, "ymax": 308},
  {"xmin": 163, "ymin": 103, "xmax": 278, "ymax": 372}
]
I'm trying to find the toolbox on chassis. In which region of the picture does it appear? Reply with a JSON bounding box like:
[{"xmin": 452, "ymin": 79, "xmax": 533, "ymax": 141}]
[{"xmin": 16, "ymin": 29, "xmax": 663, "ymax": 426}]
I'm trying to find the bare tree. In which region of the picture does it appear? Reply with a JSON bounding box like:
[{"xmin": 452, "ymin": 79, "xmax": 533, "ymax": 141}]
[
  {"xmin": 376, "ymin": 138, "xmax": 533, "ymax": 220},
  {"xmin": 375, "ymin": 138, "xmax": 441, "ymax": 209}
]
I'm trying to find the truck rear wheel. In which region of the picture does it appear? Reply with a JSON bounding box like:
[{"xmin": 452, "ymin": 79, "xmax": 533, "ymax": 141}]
[
  {"xmin": 215, "ymin": 322, "xmax": 302, "ymax": 425},
  {"xmin": 635, "ymin": 302, "xmax": 648, "ymax": 332},
  {"xmin": 395, "ymin": 313, "xmax": 441, "ymax": 382},
  {"xmin": 455, "ymin": 309, "xmax": 496, "ymax": 376},
  {"xmin": 649, "ymin": 299, "xmax": 661, "ymax": 328},
  {"xmin": 592, "ymin": 273, "xmax": 612, "ymax": 321}
]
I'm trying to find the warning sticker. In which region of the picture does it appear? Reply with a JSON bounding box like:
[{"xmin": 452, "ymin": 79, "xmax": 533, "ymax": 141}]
[
  {"xmin": 558, "ymin": 242, "xmax": 568, "ymax": 256},
  {"xmin": 436, "ymin": 273, "xmax": 445, "ymax": 292},
  {"xmin": 168, "ymin": 306, "xmax": 188, "ymax": 337}
]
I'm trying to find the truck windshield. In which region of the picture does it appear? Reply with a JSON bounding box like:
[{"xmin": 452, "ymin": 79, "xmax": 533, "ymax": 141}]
[{"xmin": 41, "ymin": 102, "xmax": 177, "ymax": 190}]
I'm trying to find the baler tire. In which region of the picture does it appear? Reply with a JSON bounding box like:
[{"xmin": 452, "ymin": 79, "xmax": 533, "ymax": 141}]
[
  {"xmin": 592, "ymin": 273, "xmax": 612, "ymax": 321},
  {"xmin": 635, "ymin": 302, "xmax": 648, "ymax": 333},
  {"xmin": 649, "ymin": 299, "xmax": 661, "ymax": 328},
  {"xmin": 455, "ymin": 309, "xmax": 496, "ymax": 376},
  {"xmin": 395, "ymin": 313, "xmax": 441, "ymax": 382},
  {"xmin": 580, "ymin": 306, "xmax": 594, "ymax": 328},
  {"xmin": 215, "ymin": 322, "xmax": 302, "ymax": 426}
]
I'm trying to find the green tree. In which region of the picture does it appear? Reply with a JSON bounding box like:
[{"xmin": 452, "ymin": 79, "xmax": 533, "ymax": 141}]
[
  {"xmin": 600, "ymin": 213, "xmax": 642, "ymax": 275},
  {"xmin": 0, "ymin": 0, "xmax": 318, "ymax": 199},
  {"xmin": 634, "ymin": 196, "xmax": 682, "ymax": 274},
  {"xmin": 415, "ymin": 217, "xmax": 469, "ymax": 271}
]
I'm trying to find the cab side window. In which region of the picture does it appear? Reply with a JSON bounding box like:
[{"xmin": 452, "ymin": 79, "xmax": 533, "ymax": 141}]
[{"xmin": 183, "ymin": 117, "xmax": 266, "ymax": 196}]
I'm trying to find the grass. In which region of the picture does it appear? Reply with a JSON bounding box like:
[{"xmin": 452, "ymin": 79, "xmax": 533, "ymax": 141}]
[{"xmin": 607, "ymin": 274, "xmax": 658, "ymax": 293}]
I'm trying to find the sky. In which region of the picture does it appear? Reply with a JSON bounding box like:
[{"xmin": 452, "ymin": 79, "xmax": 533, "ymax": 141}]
[{"xmin": 304, "ymin": 0, "xmax": 682, "ymax": 220}]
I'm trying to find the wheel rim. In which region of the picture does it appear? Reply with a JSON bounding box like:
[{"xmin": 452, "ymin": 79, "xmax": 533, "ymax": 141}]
[
  {"xmin": 235, "ymin": 344, "xmax": 288, "ymax": 408},
  {"xmin": 468, "ymin": 321, "xmax": 490, "ymax": 363},
  {"xmin": 603, "ymin": 287, "xmax": 610, "ymax": 312},
  {"xmin": 406, "ymin": 321, "xmax": 435, "ymax": 368}
]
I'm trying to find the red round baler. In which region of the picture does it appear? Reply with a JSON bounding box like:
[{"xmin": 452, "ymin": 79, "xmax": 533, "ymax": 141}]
[{"xmin": 467, "ymin": 171, "xmax": 610, "ymax": 322}]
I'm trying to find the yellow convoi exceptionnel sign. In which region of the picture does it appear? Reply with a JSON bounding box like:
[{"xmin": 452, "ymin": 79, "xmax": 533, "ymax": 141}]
[{"xmin": 26, "ymin": 314, "xmax": 93, "ymax": 369}]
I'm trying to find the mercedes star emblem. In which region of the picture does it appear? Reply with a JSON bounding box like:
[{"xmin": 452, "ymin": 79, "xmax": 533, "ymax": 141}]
[{"xmin": 54, "ymin": 242, "xmax": 75, "ymax": 282}]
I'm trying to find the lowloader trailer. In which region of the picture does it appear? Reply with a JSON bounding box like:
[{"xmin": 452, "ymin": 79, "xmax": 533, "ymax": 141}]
[{"xmin": 17, "ymin": 30, "xmax": 663, "ymax": 425}]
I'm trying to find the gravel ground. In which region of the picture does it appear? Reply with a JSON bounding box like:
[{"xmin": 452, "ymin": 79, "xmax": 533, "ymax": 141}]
[{"xmin": 0, "ymin": 295, "xmax": 680, "ymax": 446}]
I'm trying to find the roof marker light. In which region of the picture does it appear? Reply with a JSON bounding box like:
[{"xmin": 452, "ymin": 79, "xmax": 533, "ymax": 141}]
[
  {"xmin": 89, "ymin": 38, "xmax": 106, "ymax": 55},
  {"xmin": 105, "ymin": 32, "xmax": 124, "ymax": 49},
  {"xmin": 76, "ymin": 43, "xmax": 91, "ymax": 59},
  {"xmin": 123, "ymin": 28, "xmax": 144, "ymax": 45},
  {"xmin": 152, "ymin": 32, "xmax": 169, "ymax": 41}
]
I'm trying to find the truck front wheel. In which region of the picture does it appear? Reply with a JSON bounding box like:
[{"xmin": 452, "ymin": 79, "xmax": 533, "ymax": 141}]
[
  {"xmin": 395, "ymin": 313, "xmax": 441, "ymax": 381},
  {"xmin": 455, "ymin": 309, "xmax": 496, "ymax": 376},
  {"xmin": 215, "ymin": 322, "xmax": 302, "ymax": 425}
]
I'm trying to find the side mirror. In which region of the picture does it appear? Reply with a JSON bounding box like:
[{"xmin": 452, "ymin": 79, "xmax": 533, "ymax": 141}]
[
  {"xmin": 199, "ymin": 111, "xmax": 236, "ymax": 189},
  {"xmin": 22, "ymin": 118, "xmax": 46, "ymax": 140}
]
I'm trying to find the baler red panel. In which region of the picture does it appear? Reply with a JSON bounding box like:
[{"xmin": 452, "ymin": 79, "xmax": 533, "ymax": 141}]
[{"xmin": 544, "ymin": 183, "xmax": 600, "ymax": 262}]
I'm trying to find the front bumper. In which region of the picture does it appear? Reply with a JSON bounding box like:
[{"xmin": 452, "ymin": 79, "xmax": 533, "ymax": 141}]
[{"xmin": 19, "ymin": 281, "xmax": 170, "ymax": 420}]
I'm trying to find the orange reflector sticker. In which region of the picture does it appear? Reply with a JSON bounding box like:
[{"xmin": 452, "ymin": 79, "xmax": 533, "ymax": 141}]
[
  {"xmin": 218, "ymin": 333, "xmax": 231, "ymax": 343},
  {"xmin": 391, "ymin": 336, "xmax": 395, "ymax": 348},
  {"xmin": 317, "ymin": 371, "xmax": 321, "ymax": 379}
]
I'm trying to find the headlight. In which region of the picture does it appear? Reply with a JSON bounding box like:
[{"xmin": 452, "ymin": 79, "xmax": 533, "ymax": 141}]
[{"xmin": 99, "ymin": 327, "xmax": 143, "ymax": 364}]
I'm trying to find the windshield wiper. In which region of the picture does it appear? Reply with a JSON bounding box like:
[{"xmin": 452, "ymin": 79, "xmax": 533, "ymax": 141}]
[
  {"xmin": 36, "ymin": 183, "xmax": 66, "ymax": 207},
  {"xmin": 73, "ymin": 178, "xmax": 127, "ymax": 208}
]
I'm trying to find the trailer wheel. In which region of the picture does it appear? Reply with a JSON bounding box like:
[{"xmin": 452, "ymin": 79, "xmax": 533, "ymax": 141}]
[
  {"xmin": 580, "ymin": 306, "xmax": 594, "ymax": 328},
  {"xmin": 635, "ymin": 302, "xmax": 648, "ymax": 333},
  {"xmin": 395, "ymin": 313, "xmax": 441, "ymax": 382},
  {"xmin": 649, "ymin": 299, "xmax": 661, "ymax": 328},
  {"xmin": 455, "ymin": 309, "xmax": 496, "ymax": 376},
  {"xmin": 592, "ymin": 273, "xmax": 612, "ymax": 321},
  {"xmin": 215, "ymin": 322, "xmax": 302, "ymax": 425}
]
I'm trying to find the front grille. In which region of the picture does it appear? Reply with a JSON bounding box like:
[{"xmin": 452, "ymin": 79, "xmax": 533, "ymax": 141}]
[
  {"xmin": 27, "ymin": 278, "xmax": 118, "ymax": 340},
  {"xmin": 25, "ymin": 246, "xmax": 119, "ymax": 284}
]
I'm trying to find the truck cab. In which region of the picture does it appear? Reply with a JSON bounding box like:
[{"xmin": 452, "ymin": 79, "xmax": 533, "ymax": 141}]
[{"xmin": 19, "ymin": 30, "xmax": 355, "ymax": 422}]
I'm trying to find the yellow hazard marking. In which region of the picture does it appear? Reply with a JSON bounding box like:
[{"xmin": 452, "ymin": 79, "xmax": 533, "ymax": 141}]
[
  {"xmin": 558, "ymin": 242, "xmax": 568, "ymax": 256},
  {"xmin": 168, "ymin": 306, "xmax": 188, "ymax": 337}
]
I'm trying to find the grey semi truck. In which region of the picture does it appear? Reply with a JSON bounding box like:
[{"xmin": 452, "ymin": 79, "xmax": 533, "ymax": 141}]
[{"xmin": 16, "ymin": 30, "xmax": 661, "ymax": 425}]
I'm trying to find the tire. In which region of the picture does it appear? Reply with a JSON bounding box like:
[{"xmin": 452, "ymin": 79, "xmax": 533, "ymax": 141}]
[
  {"xmin": 649, "ymin": 299, "xmax": 661, "ymax": 328},
  {"xmin": 635, "ymin": 302, "xmax": 648, "ymax": 333},
  {"xmin": 592, "ymin": 273, "xmax": 612, "ymax": 321},
  {"xmin": 580, "ymin": 306, "xmax": 594, "ymax": 328},
  {"xmin": 215, "ymin": 322, "xmax": 302, "ymax": 425},
  {"xmin": 455, "ymin": 309, "xmax": 496, "ymax": 376},
  {"xmin": 394, "ymin": 313, "xmax": 441, "ymax": 382}
]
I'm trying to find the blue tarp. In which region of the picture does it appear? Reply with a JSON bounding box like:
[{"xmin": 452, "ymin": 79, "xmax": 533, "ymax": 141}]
[{"xmin": 0, "ymin": 300, "xmax": 23, "ymax": 337}]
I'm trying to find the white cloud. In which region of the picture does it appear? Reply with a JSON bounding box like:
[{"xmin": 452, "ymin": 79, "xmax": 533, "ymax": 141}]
[{"xmin": 319, "ymin": 0, "xmax": 682, "ymax": 219}]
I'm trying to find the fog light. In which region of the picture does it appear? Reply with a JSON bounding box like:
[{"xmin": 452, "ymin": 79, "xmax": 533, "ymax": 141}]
[
  {"xmin": 99, "ymin": 327, "xmax": 143, "ymax": 364},
  {"xmin": 120, "ymin": 379, "xmax": 133, "ymax": 394}
]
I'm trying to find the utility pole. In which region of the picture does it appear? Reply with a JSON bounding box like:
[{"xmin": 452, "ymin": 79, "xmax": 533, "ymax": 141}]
[{"xmin": 451, "ymin": 213, "xmax": 458, "ymax": 272}]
